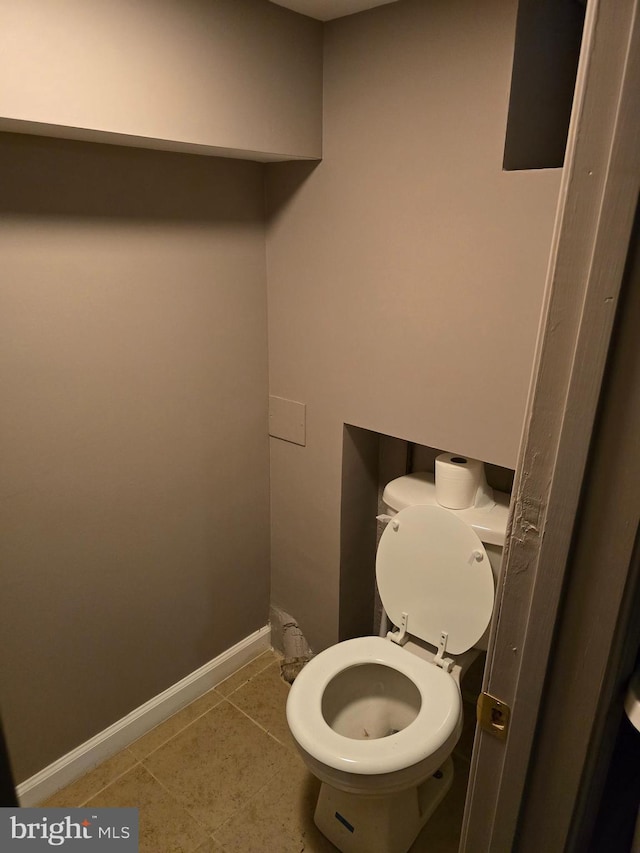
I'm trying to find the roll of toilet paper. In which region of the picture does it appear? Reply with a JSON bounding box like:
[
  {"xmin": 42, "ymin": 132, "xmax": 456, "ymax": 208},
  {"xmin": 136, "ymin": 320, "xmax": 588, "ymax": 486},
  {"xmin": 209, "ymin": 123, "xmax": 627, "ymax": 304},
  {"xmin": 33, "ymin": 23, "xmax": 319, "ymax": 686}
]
[{"xmin": 435, "ymin": 453, "xmax": 485, "ymax": 509}]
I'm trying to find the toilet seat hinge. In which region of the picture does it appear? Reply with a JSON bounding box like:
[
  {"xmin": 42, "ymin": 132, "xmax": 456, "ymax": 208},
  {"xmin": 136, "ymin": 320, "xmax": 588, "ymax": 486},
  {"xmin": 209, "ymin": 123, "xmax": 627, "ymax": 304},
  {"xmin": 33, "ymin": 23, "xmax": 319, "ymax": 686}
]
[
  {"xmin": 387, "ymin": 611, "xmax": 409, "ymax": 646},
  {"xmin": 377, "ymin": 513, "xmax": 399, "ymax": 531},
  {"xmin": 434, "ymin": 631, "xmax": 454, "ymax": 672}
]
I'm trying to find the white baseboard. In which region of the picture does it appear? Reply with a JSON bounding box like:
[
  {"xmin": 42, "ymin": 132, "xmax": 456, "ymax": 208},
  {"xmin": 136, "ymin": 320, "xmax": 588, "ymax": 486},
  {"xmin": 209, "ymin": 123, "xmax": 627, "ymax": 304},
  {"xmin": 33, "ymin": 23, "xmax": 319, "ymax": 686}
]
[{"xmin": 17, "ymin": 624, "xmax": 271, "ymax": 806}]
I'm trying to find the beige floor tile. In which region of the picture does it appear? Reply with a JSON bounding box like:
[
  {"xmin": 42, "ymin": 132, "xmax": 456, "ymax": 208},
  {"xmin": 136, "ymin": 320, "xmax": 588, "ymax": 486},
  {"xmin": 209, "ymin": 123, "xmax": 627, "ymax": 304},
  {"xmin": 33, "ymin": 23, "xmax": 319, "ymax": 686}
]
[
  {"xmin": 129, "ymin": 689, "xmax": 224, "ymax": 760},
  {"xmin": 195, "ymin": 839, "xmax": 228, "ymax": 852},
  {"xmin": 87, "ymin": 764, "xmax": 209, "ymax": 853},
  {"xmin": 226, "ymin": 662, "xmax": 294, "ymax": 750},
  {"xmin": 215, "ymin": 650, "xmax": 280, "ymax": 697},
  {"xmin": 215, "ymin": 750, "xmax": 337, "ymax": 853},
  {"xmin": 40, "ymin": 749, "xmax": 138, "ymax": 807},
  {"xmin": 143, "ymin": 700, "xmax": 290, "ymax": 833},
  {"xmin": 410, "ymin": 756, "xmax": 469, "ymax": 852}
]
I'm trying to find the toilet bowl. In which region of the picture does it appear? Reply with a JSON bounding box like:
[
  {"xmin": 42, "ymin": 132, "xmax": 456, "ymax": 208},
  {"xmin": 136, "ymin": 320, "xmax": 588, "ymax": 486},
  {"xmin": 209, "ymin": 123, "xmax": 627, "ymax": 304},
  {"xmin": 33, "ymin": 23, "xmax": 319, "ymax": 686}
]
[
  {"xmin": 286, "ymin": 471, "xmax": 509, "ymax": 853},
  {"xmin": 286, "ymin": 635, "xmax": 462, "ymax": 796}
]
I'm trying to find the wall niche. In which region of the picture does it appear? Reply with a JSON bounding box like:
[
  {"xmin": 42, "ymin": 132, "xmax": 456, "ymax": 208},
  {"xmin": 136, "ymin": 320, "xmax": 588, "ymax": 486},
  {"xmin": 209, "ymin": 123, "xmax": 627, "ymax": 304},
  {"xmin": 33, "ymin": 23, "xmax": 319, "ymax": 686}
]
[
  {"xmin": 339, "ymin": 425, "xmax": 514, "ymax": 642},
  {"xmin": 503, "ymin": 0, "xmax": 586, "ymax": 170}
]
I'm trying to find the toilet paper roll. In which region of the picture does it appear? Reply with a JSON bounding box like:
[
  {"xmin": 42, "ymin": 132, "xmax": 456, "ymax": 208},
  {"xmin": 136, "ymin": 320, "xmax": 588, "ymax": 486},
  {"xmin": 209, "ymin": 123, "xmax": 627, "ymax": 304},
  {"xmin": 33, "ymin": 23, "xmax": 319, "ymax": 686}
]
[{"xmin": 435, "ymin": 453, "xmax": 485, "ymax": 509}]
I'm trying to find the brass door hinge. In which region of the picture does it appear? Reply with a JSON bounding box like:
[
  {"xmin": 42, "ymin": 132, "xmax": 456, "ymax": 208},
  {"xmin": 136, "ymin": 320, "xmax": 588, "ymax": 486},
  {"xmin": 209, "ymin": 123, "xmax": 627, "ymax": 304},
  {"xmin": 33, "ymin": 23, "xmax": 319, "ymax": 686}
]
[{"xmin": 477, "ymin": 692, "xmax": 511, "ymax": 740}]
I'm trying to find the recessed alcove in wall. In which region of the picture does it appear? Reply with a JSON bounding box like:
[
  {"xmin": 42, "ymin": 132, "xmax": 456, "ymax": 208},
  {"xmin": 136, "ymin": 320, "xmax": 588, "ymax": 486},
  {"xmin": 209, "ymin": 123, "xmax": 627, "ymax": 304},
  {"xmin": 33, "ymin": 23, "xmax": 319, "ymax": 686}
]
[
  {"xmin": 339, "ymin": 425, "xmax": 514, "ymax": 642},
  {"xmin": 503, "ymin": 0, "xmax": 586, "ymax": 170}
]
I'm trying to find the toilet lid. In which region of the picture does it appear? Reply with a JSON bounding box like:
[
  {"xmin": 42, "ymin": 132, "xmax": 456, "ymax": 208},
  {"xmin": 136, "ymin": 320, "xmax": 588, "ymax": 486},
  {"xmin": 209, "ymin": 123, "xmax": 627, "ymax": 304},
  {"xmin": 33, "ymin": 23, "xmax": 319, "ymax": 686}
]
[{"xmin": 376, "ymin": 504, "xmax": 494, "ymax": 655}]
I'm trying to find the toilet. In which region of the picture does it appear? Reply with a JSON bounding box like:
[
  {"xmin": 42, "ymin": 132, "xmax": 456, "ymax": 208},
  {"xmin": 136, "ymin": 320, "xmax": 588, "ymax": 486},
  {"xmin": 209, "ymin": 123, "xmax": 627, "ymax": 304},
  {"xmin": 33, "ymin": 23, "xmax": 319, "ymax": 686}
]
[{"xmin": 286, "ymin": 466, "xmax": 509, "ymax": 853}]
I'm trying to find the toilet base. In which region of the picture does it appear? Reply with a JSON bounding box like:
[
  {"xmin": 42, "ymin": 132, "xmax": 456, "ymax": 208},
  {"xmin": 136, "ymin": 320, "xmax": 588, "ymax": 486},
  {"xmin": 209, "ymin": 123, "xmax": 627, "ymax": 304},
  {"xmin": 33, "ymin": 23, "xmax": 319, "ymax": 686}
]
[{"xmin": 313, "ymin": 756, "xmax": 454, "ymax": 853}]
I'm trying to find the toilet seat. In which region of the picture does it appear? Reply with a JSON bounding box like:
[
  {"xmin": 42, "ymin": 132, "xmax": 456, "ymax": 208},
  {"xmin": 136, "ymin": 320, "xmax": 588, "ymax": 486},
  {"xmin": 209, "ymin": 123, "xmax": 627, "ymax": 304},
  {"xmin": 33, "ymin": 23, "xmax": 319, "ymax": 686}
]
[
  {"xmin": 377, "ymin": 504, "xmax": 494, "ymax": 654},
  {"xmin": 286, "ymin": 636, "xmax": 461, "ymax": 776}
]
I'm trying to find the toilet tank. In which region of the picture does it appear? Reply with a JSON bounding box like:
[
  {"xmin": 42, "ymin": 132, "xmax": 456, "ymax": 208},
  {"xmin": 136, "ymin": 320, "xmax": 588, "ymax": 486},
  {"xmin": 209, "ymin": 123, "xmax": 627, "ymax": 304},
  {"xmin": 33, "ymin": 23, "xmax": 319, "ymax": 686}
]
[{"xmin": 381, "ymin": 472, "xmax": 510, "ymax": 585}]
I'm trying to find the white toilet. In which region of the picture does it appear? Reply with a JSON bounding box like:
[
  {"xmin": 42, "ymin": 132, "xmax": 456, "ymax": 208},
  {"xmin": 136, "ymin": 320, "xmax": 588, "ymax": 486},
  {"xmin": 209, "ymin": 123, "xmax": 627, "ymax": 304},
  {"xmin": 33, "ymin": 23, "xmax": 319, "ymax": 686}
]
[{"xmin": 286, "ymin": 465, "xmax": 509, "ymax": 853}]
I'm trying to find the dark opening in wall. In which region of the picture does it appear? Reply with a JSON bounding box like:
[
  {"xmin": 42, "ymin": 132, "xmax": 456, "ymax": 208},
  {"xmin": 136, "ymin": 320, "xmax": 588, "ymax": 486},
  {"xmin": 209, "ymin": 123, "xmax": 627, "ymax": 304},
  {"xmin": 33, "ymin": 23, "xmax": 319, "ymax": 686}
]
[{"xmin": 503, "ymin": 0, "xmax": 586, "ymax": 171}]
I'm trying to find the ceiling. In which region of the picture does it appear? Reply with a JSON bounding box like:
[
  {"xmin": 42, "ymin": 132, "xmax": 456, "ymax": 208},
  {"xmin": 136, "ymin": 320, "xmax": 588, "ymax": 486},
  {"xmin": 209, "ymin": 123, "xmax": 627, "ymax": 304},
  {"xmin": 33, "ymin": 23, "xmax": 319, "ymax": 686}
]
[{"xmin": 268, "ymin": 0, "xmax": 400, "ymax": 21}]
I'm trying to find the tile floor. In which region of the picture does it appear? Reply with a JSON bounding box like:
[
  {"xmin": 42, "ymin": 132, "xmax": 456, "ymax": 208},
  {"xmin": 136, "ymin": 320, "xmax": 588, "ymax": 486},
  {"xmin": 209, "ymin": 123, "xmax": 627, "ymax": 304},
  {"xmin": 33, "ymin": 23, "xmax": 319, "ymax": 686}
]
[{"xmin": 41, "ymin": 650, "xmax": 475, "ymax": 852}]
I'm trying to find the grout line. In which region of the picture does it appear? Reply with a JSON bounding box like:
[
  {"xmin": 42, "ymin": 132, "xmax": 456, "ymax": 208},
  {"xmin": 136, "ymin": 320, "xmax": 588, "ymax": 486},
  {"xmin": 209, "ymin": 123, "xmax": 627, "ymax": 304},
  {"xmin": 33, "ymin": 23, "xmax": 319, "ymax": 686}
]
[
  {"xmin": 209, "ymin": 758, "xmax": 299, "ymax": 847},
  {"xmin": 222, "ymin": 695, "xmax": 295, "ymax": 753},
  {"xmin": 141, "ymin": 762, "xmax": 216, "ymax": 839},
  {"xmin": 265, "ymin": 729, "xmax": 296, "ymax": 752},
  {"xmin": 208, "ymin": 836, "xmax": 229, "ymax": 853},
  {"xmin": 77, "ymin": 754, "xmax": 142, "ymax": 807},
  {"xmin": 216, "ymin": 653, "xmax": 281, "ymax": 699},
  {"xmin": 128, "ymin": 692, "xmax": 226, "ymax": 761},
  {"xmin": 217, "ymin": 697, "xmax": 269, "ymax": 731}
]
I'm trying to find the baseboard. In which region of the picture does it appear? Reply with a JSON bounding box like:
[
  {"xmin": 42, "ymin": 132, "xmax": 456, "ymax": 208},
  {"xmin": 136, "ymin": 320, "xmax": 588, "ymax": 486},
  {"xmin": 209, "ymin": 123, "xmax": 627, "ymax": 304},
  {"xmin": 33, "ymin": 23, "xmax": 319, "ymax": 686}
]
[{"xmin": 17, "ymin": 624, "xmax": 271, "ymax": 806}]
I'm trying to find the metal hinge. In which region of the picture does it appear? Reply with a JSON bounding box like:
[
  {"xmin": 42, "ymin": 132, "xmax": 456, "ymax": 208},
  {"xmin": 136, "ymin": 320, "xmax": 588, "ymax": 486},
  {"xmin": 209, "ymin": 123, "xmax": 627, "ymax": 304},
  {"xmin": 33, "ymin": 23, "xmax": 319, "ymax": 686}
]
[{"xmin": 477, "ymin": 692, "xmax": 511, "ymax": 741}]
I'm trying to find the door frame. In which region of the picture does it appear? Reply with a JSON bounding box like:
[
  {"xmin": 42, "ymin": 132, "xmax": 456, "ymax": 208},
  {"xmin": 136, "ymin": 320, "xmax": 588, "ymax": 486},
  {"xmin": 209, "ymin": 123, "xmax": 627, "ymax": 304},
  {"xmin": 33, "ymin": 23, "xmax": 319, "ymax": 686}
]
[
  {"xmin": 518, "ymin": 203, "xmax": 640, "ymax": 851},
  {"xmin": 461, "ymin": 0, "xmax": 640, "ymax": 849}
]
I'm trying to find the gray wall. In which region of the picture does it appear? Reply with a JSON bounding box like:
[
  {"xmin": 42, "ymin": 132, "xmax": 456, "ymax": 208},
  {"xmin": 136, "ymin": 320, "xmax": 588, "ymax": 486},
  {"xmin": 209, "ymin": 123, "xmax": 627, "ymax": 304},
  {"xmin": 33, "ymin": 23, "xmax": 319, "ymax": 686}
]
[
  {"xmin": 0, "ymin": 0, "xmax": 565, "ymax": 780},
  {"xmin": 0, "ymin": 133, "xmax": 270, "ymax": 782},
  {"xmin": 0, "ymin": 0, "xmax": 322, "ymax": 160},
  {"xmin": 265, "ymin": 0, "xmax": 562, "ymax": 652}
]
